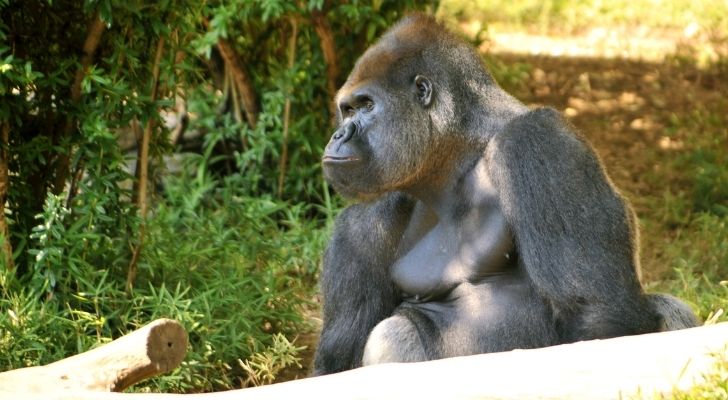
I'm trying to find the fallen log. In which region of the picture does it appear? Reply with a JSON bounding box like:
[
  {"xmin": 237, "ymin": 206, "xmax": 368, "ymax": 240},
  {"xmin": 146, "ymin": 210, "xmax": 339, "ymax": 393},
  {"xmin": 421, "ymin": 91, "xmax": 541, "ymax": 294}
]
[
  {"xmin": 0, "ymin": 318, "xmax": 187, "ymax": 394},
  {"xmin": 2, "ymin": 321, "xmax": 727, "ymax": 399}
]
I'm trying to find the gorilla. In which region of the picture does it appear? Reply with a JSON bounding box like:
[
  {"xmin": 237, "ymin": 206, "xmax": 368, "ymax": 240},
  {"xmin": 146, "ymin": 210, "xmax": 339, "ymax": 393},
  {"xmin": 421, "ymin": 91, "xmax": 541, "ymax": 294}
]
[{"xmin": 314, "ymin": 14, "xmax": 698, "ymax": 375}]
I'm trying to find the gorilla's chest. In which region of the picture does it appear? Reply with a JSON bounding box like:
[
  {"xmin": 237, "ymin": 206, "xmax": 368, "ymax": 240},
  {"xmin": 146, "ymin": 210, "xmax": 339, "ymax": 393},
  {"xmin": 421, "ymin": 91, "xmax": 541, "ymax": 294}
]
[{"xmin": 390, "ymin": 203, "xmax": 515, "ymax": 300}]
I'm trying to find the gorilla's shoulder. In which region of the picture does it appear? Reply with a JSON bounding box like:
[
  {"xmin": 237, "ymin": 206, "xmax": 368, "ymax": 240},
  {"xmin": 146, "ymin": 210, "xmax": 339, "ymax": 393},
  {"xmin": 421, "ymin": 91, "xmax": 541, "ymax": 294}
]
[
  {"xmin": 498, "ymin": 107, "xmax": 577, "ymax": 142},
  {"xmin": 486, "ymin": 107, "xmax": 590, "ymax": 167}
]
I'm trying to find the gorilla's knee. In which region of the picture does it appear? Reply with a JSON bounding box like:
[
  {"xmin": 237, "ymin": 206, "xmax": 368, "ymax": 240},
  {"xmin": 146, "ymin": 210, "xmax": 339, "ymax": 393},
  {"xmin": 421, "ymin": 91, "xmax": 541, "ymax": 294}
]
[
  {"xmin": 362, "ymin": 315, "xmax": 428, "ymax": 366},
  {"xmin": 647, "ymin": 293, "xmax": 700, "ymax": 330}
]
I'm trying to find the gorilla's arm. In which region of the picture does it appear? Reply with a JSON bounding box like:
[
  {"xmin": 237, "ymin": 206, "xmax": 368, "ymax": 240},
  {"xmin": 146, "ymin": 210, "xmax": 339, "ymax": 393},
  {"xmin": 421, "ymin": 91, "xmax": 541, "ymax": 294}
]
[
  {"xmin": 313, "ymin": 193, "xmax": 415, "ymax": 375},
  {"xmin": 486, "ymin": 108, "xmax": 660, "ymax": 341}
]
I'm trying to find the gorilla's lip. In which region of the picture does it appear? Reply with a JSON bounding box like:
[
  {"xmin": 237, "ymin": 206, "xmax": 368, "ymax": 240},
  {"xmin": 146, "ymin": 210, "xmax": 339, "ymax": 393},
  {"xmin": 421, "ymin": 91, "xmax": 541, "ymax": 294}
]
[{"xmin": 322, "ymin": 156, "xmax": 360, "ymax": 164}]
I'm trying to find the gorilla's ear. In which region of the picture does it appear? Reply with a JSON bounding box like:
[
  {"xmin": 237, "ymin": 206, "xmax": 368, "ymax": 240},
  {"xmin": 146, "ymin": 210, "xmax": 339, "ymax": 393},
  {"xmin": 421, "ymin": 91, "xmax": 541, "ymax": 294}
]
[{"xmin": 414, "ymin": 75, "xmax": 433, "ymax": 107}]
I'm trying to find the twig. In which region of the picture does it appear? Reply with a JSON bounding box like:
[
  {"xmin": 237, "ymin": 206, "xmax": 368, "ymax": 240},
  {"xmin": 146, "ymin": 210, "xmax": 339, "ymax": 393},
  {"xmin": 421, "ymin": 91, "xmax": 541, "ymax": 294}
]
[
  {"xmin": 126, "ymin": 36, "xmax": 165, "ymax": 293},
  {"xmin": 277, "ymin": 18, "xmax": 299, "ymax": 198},
  {"xmin": 65, "ymin": 159, "xmax": 85, "ymax": 209}
]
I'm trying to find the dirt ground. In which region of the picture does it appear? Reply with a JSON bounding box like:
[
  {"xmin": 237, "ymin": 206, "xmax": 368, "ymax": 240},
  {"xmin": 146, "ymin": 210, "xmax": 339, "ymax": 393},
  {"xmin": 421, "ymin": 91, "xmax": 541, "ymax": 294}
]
[{"xmin": 498, "ymin": 53, "xmax": 722, "ymax": 194}]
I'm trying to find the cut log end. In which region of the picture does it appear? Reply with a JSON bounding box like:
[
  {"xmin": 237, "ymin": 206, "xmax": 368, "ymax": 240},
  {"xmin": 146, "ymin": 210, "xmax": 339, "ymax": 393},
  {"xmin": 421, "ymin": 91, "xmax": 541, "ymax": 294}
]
[
  {"xmin": 113, "ymin": 318, "xmax": 189, "ymax": 392},
  {"xmin": 145, "ymin": 318, "xmax": 189, "ymax": 374},
  {"xmin": 0, "ymin": 318, "xmax": 188, "ymax": 394}
]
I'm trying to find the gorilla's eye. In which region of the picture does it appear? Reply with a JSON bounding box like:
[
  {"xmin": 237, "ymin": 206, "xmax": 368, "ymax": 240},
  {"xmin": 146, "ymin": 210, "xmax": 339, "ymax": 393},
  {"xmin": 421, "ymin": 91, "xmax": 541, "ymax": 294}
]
[
  {"xmin": 339, "ymin": 96, "xmax": 374, "ymax": 118},
  {"xmin": 342, "ymin": 105, "xmax": 355, "ymax": 118},
  {"xmin": 362, "ymin": 99, "xmax": 375, "ymax": 112}
]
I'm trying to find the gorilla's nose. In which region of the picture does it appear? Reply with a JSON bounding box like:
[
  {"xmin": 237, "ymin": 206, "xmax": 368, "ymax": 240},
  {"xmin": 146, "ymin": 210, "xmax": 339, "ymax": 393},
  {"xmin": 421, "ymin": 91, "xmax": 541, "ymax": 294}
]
[
  {"xmin": 333, "ymin": 121, "xmax": 356, "ymax": 142},
  {"xmin": 324, "ymin": 121, "xmax": 361, "ymax": 163}
]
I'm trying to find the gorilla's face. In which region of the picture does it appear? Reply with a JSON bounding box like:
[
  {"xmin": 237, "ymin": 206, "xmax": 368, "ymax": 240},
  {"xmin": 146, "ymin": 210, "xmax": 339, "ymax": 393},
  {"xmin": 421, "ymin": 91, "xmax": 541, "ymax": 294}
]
[{"xmin": 322, "ymin": 65, "xmax": 436, "ymax": 200}]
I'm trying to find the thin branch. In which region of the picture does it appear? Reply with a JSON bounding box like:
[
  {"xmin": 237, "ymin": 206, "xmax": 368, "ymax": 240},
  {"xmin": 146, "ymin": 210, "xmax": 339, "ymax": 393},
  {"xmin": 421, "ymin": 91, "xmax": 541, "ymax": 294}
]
[
  {"xmin": 65, "ymin": 159, "xmax": 85, "ymax": 209},
  {"xmin": 0, "ymin": 122, "xmax": 14, "ymax": 270},
  {"xmin": 52, "ymin": 13, "xmax": 106, "ymax": 195},
  {"xmin": 71, "ymin": 14, "xmax": 107, "ymax": 103},
  {"xmin": 126, "ymin": 36, "xmax": 165, "ymax": 294},
  {"xmin": 277, "ymin": 18, "xmax": 299, "ymax": 198}
]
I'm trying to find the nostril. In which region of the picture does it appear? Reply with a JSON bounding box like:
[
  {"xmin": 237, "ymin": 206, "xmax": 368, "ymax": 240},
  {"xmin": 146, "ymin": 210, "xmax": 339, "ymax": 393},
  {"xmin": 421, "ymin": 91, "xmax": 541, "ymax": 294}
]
[
  {"xmin": 332, "ymin": 122, "xmax": 357, "ymax": 143},
  {"xmin": 342, "ymin": 122, "xmax": 357, "ymax": 141}
]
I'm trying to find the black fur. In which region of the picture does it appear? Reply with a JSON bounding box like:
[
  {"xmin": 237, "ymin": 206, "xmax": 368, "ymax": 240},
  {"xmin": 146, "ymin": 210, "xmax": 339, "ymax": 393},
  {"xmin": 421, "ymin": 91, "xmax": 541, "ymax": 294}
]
[
  {"xmin": 313, "ymin": 193, "xmax": 414, "ymax": 374},
  {"xmin": 313, "ymin": 14, "xmax": 698, "ymax": 376},
  {"xmin": 486, "ymin": 108, "xmax": 660, "ymax": 341}
]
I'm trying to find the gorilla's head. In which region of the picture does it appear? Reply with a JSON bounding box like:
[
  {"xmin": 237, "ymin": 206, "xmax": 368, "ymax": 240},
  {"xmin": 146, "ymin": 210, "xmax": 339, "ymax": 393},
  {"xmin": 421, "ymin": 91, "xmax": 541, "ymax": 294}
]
[{"xmin": 322, "ymin": 14, "xmax": 496, "ymax": 200}]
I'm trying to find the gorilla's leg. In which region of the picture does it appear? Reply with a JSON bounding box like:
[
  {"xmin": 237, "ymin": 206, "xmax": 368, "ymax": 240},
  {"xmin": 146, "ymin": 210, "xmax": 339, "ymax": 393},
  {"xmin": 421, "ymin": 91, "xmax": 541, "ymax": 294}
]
[
  {"xmin": 647, "ymin": 293, "xmax": 700, "ymax": 330},
  {"xmin": 362, "ymin": 313, "xmax": 430, "ymax": 365}
]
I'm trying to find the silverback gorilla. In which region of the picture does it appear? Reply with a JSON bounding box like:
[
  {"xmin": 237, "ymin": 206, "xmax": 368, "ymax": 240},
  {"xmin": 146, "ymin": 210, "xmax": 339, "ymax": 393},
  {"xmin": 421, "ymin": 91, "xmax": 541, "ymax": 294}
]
[{"xmin": 314, "ymin": 14, "xmax": 698, "ymax": 375}]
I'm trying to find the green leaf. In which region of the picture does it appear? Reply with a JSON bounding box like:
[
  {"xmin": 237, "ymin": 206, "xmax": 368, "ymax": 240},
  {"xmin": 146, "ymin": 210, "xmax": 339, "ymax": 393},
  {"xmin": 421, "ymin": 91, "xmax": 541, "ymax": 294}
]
[{"xmin": 98, "ymin": 0, "xmax": 113, "ymax": 25}]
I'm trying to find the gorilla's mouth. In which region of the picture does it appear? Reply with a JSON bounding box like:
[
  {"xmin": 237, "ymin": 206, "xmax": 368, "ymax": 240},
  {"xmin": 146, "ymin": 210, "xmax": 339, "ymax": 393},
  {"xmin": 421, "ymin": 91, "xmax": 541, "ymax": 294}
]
[{"xmin": 322, "ymin": 156, "xmax": 360, "ymax": 164}]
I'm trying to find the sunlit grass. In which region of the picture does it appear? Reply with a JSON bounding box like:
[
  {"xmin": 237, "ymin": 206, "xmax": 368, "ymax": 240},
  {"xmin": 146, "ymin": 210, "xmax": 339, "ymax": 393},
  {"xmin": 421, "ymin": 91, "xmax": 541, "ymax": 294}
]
[
  {"xmin": 440, "ymin": 0, "xmax": 728, "ymax": 65},
  {"xmin": 439, "ymin": 0, "xmax": 728, "ymax": 34}
]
